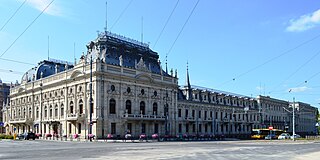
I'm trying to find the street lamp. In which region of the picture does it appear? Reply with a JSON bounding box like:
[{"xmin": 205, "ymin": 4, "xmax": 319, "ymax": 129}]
[{"xmin": 292, "ymin": 97, "xmax": 295, "ymax": 141}]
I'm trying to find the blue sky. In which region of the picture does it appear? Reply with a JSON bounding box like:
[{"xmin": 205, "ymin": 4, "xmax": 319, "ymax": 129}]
[{"xmin": 0, "ymin": 0, "xmax": 320, "ymax": 109}]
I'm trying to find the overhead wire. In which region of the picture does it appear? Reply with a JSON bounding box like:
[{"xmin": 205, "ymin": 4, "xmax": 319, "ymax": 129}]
[
  {"xmin": 0, "ymin": 0, "xmax": 55, "ymax": 58},
  {"xmin": 0, "ymin": 57, "xmax": 35, "ymax": 66},
  {"xmin": 269, "ymin": 48, "xmax": 320, "ymax": 94},
  {"xmin": 153, "ymin": 0, "xmax": 180, "ymax": 49},
  {"xmin": 0, "ymin": 68, "xmax": 24, "ymax": 75},
  {"xmin": 217, "ymin": 33, "xmax": 320, "ymax": 88},
  {"xmin": 0, "ymin": 0, "xmax": 27, "ymax": 32},
  {"xmin": 109, "ymin": 0, "xmax": 134, "ymax": 31},
  {"xmin": 165, "ymin": 0, "xmax": 200, "ymax": 61}
]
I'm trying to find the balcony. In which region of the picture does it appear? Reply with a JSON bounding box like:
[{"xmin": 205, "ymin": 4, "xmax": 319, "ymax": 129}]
[
  {"xmin": 9, "ymin": 117, "xmax": 34, "ymax": 125},
  {"xmin": 122, "ymin": 114, "xmax": 166, "ymax": 121},
  {"xmin": 66, "ymin": 113, "xmax": 86, "ymax": 122}
]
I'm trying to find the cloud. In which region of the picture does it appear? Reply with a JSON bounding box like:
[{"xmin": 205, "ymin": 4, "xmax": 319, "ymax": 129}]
[
  {"xmin": 288, "ymin": 86, "xmax": 310, "ymax": 93},
  {"xmin": 21, "ymin": 0, "xmax": 64, "ymax": 17},
  {"xmin": 286, "ymin": 9, "xmax": 320, "ymax": 32}
]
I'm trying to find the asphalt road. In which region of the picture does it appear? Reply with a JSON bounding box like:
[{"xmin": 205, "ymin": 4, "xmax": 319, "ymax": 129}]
[{"xmin": 1, "ymin": 139, "xmax": 320, "ymax": 160}]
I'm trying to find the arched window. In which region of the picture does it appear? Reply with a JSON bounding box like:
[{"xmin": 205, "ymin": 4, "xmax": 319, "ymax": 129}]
[
  {"xmin": 109, "ymin": 99, "xmax": 116, "ymax": 114},
  {"xmin": 125, "ymin": 100, "xmax": 131, "ymax": 114},
  {"xmin": 153, "ymin": 103, "xmax": 158, "ymax": 115},
  {"xmin": 79, "ymin": 100, "xmax": 83, "ymax": 114},
  {"xmin": 55, "ymin": 105, "xmax": 58, "ymax": 118},
  {"xmin": 70, "ymin": 101, "xmax": 74, "ymax": 114},
  {"xmin": 164, "ymin": 103, "xmax": 169, "ymax": 116},
  {"xmin": 36, "ymin": 107, "xmax": 39, "ymax": 119},
  {"xmin": 23, "ymin": 108, "xmax": 26, "ymax": 117},
  {"xmin": 44, "ymin": 106, "xmax": 47, "ymax": 118},
  {"xmin": 49, "ymin": 105, "xmax": 53, "ymax": 117},
  {"xmin": 29, "ymin": 107, "xmax": 32, "ymax": 118},
  {"xmin": 140, "ymin": 101, "xmax": 145, "ymax": 115},
  {"xmin": 61, "ymin": 104, "xmax": 64, "ymax": 116}
]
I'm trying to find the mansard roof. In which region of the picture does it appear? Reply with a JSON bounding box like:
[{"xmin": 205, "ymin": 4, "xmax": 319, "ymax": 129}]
[
  {"xmin": 87, "ymin": 31, "xmax": 169, "ymax": 76},
  {"xmin": 21, "ymin": 59, "xmax": 74, "ymax": 84}
]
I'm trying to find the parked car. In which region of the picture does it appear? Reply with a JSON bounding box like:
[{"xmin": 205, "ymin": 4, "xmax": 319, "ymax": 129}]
[
  {"xmin": 290, "ymin": 134, "xmax": 301, "ymax": 139},
  {"xmin": 26, "ymin": 132, "xmax": 36, "ymax": 140},
  {"xmin": 278, "ymin": 133, "xmax": 290, "ymax": 140},
  {"xmin": 17, "ymin": 134, "xmax": 25, "ymax": 140},
  {"xmin": 265, "ymin": 134, "xmax": 276, "ymax": 140}
]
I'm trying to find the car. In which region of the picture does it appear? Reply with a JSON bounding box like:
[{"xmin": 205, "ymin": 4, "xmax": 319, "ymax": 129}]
[
  {"xmin": 265, "ymin": 134, "xmax": 276, "ymax": 140},
  {"xmin": 25, "ymin": 132, "xmax": 36, "ymax": 140},
  {"xmin": 278, "ymin": 133, "xmax": 290, "ymax": 140},
  {"xmin": 290, "ymin": 134, "xmax": 301, "ymax": 139}
]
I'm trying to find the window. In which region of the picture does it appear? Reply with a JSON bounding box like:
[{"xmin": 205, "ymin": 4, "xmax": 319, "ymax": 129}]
[
  {"xmin": 185, "ymin": 109, "xmax": 189, "ymax": 118},
  {"xmin": 79, "ymin": 100, "xmax": 83, "ymax": 114},
  {"xmin": 50, "ymin": 106, "xmax": 53, "ymax": 117},
  {"xmin": 192, "ymin": 124, "xmax": 196, "ymax": 132},
  {"xmin": 68, "ymin": 123, "xmax": 71, "ymax": 134},
  {"xmin": 141, "ymin": 123, "xmax": 146, "ymax": 133},
  {"xmin": 70, "ymin": 101, "xmax": 74, "ymax": 114},
  {"xmin": 179, "ymin": 124, "xmax": 182, "ymax": 133},
  {"xmin": 154, "ymin": 123, "xmax": 159, "ymax": 134},
  {"xmin": 111, "ymin": 123, "xmax": 116, "ymax": 134},
  {"xmin": 204, "ymin": 111, "xmax": 207, "ymax": 120},
  {"xmin": 153, "ymin": 103, "xmax": 157, "ymax": 115},
  {"xmin": 127, "ymin": 123, "xmax": 132, "ymax": 132},
  {"xmin": 198, "ymin": 111, "xmax": 201, "ymax": 118},
  {"xmin": 36, "ymin": 107, "xmax": 39, "ymax": 119},
  {"xmin": 126, "ymin": 100, "xmax": 131, "ymax": 114},
  {"xmin": 195, "ymin": 94, "xmax": 198, "ymax": 99},
  {"xmin": 164, "ymin": 103, "xmax": 168, "ymax": 115},
  {"xmin": 55, "ymin": 106, "xmax": 58, "ymax": 118},
  {"xmin": 111, "ymin": 85, "xmax": 115, "ymax": 91},
  {"xmin": 192, "ymin": 110, "xmax": 195, "ymax": 118},
  {"xmin": 178, "ymin": 109, "xmax": 182, "ymax": 117},
  {"xmin": 198, "ymin": 124, "xmax": 202, "ymax": 133},
  {"xmin": 141, "ymin": 89, "xmax": 145, "ymax": 95},
  {"xmin": 127, "ymin": 87, "xmax": 131, "ymax": 93},
  {"xmin": 140, "ymin": 101, "xmax": 145, "ymax": 114},
  {"xmin": 186, "ymin": 124, "xmax": 189, "ymax": 133},
  {"xmin": 44, "ymin": 106, "xmax": 47, "ymax": 118},
  {"xmin": 205, "ymin": 124, "xmax": 208, "ymax": 132},
  {"xmin": 154, "ymin": 91, "xmax": 157, "ymax": 96},
  {"xmin": 61, "ymin": 104, "xmax": 64, "ymax": 117},
  {"xmin": 109, "ymin": 99, "xmax": 116, "ymax": 114},
  {"xmin": 78, "ymin": 123, "xmax": 81, "ymax": 134}
]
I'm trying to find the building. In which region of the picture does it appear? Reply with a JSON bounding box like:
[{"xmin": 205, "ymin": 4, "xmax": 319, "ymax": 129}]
[
  {"xmin": 0, "ymin": 80, "xmax": 10, "ymax": 133},
  {"xmin": 2, "ymin": 31, "xmax": 318, "ymax": 139}
]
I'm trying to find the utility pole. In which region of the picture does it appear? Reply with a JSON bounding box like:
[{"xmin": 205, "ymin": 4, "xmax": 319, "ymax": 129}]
[
  {"xmin": 89, "ymin": 55, "xmax": 93, "ymax": 142},
  {"xmin": 292, "ymin": 97, "xmax": 295, "ymax": 141}
]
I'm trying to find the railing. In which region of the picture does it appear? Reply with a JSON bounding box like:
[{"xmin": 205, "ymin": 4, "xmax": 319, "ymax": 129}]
[
  {"xmin": 123, "ymin": 114, "xmax": 165, "ymax": 120},
  {"xmin": 66, "ymin": 113, "xmax": 85, "ymax": 121},
  {"xmin": 9, "ymin": 118, "xmax": 27, "ymax": 123}
]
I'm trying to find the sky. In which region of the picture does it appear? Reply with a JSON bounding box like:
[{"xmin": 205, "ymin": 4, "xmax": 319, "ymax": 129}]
[{"xmin": 0, "ymin": 0, "xmax": 320, "ymax": 109}]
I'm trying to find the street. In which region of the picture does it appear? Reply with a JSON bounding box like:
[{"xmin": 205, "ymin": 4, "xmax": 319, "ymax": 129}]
[{"xmin": 0, "ymin": 140, "xmax": 320, "ymax": 160}]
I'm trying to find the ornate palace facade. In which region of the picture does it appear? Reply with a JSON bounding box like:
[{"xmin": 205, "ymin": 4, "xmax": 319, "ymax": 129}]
[{"xmin": 2, "ymin": 31, "xmax": 318, "ymax": 139}]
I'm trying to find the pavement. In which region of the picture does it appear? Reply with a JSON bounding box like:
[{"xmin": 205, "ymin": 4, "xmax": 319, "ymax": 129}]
[{"xmin": 1, "ymin": 139, "xmax": 320, "ymax": 160}]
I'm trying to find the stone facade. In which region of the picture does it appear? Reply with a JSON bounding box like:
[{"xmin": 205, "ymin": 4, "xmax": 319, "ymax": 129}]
[
  {"xmin": 2, "ymin": 31, "xmax": 318, "ymax": 139},
  {"xmin": 0, "ymin": 81, "xmax": 10, "ymax": 133}
]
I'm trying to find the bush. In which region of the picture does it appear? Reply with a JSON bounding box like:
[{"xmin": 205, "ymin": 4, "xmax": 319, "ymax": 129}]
[
  {"xmin": 5, "ymin": 135, "xmax": 14, "ymax": 139},
  {"xmin": 0, "ymin": 134, "xmax": 13, "ymax": 139}
]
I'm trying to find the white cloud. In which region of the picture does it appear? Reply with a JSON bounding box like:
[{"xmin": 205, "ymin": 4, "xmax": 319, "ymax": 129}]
[
  {"xmin": 286, "ymin": 9, "xmax": 320, "ymax": 32},
  {"xmin": 288, "ymin": 86, "xmax": 310, "ymax": 93},
  {"xmin": 21, "ymin": 0, "xmax": 64, "ymax": 17}
]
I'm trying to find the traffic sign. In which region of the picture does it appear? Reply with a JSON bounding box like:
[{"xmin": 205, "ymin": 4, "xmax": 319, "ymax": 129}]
[
  {"xmin": 0, "ymin": 122, "xmax": 4, "ymax": 127},
  {"xmin": 269, "ymin": 126, "xmax": 273, "ymax": 130}
]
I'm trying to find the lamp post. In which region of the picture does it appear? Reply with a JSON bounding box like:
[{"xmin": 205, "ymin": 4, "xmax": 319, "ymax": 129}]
[
  {"xmin": 89, "ymin": 55, "xmax": 93, "ymax": 142},
  {"xmin": 292, "ymin": 97, "xmax": 295, "ymax": 141}
]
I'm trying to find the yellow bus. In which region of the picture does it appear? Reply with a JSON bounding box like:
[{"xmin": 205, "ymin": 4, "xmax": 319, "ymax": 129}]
[{"xmin": 251, "ymin": 129, "xmax": 283, "ymax": 139}]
